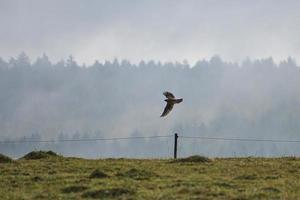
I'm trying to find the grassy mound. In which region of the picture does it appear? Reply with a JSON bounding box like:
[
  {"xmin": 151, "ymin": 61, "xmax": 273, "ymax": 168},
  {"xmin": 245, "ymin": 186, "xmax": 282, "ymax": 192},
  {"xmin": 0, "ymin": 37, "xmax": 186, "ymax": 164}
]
[
  {"xmin": 0, "ymin": 154, "xmax": 13, "ymax": 163},
  {"xmin": 89, "ymin": 169, "xmax": 108, "ymax": 178},
  {"xmin": 117, "ymin": 168, "xmax": 157, "ymax": 180},
  {"xmin": 174, "ymin": 155, "xmax": 211, "ymax": 163},
  {"xmin": 21, "ymin": 151, "xmax": 60, "ymax": 160},
  {"xmin": 82, "ymin": 188, "xmax": 134, "ymax": 199}
]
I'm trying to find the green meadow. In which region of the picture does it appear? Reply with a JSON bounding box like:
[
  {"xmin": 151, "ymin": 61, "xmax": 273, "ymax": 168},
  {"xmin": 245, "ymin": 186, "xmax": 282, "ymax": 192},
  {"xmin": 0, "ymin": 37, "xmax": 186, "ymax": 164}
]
[{"xmin": 0, "ymin": 152, "xmax": 299, "ymax": 199}]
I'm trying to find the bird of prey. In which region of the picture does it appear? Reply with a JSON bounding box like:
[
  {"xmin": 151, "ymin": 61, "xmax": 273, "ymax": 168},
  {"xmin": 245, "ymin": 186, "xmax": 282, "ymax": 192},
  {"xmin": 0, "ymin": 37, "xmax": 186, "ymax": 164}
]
[{"xmin": 160, "ymin": 91, "xmax": 183, "ymax": 117}]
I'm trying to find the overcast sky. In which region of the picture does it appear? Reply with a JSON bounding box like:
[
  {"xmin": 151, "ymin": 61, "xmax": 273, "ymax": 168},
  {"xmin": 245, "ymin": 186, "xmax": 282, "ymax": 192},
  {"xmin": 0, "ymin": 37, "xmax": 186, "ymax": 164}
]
[{"xmin": 1, "ymin": 0, "xmax": 300, "ymax": 64}]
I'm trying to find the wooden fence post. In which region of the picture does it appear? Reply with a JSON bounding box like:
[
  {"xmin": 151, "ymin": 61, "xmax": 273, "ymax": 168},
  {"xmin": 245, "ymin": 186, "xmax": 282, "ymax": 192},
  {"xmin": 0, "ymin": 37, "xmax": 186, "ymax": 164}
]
[{"xmin": 174, "ymin": 133, "xmax": 178, "ymax": 159}]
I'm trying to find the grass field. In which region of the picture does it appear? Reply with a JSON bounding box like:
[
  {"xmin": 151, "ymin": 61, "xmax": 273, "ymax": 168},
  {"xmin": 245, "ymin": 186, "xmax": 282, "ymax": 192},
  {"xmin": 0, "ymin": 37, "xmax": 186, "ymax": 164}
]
[{"xmin": 0, "ymin": 151, "xmax": 299, "ymax": 199}]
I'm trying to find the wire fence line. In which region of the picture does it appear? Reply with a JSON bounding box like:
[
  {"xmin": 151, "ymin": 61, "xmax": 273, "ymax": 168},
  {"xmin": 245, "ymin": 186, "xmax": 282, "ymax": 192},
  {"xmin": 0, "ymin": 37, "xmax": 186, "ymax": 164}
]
[
  {"xmin": 1, "ymin": 134, "xmax": 300, "ymax": 144},
  {"xmin": 0, "ymin": 135, "xmax": 173, "ymax": 144},
  {"xmin": 1, "ymin": 134, "xmax": 300, "ymax": 159},
  {"xmin": 179, "ymin": 135, "xmax": 300, "ymax": 143}
]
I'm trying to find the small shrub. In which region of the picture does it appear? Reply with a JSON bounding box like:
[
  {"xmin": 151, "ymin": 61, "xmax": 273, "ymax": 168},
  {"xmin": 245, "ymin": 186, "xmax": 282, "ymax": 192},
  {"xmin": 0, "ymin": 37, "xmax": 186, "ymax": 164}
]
[
  {"xmin": 174, "ymin": 155, "xmax": 211, "ymax": 163},
  {"xmin": 235, "ymin": 174, "xmax": 257, "ymax": 180},
  {"xmin": 89, "ymin": 169, "xmax": 108, "ymax": 178},
  {"xmin": 32, "ymin": 176, "xmax": 43, "ymax": 182},
  {"xmin": 0, "ymin": 154, "xmax": 13, "ymax": 163},
  {"xmin": 82, "ymin": 188, "xmax": 134, "ymax": 198},
  {"xmin": 21, "ymin": 151, "xmax": 60, "ymax": 160}
]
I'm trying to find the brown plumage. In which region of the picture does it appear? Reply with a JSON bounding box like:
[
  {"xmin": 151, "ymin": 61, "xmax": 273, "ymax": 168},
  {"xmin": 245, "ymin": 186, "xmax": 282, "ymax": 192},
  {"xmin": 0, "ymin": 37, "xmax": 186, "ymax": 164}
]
[{"xmin": 160, "ymin": 91, "xmax": 183, "ymax": 117}]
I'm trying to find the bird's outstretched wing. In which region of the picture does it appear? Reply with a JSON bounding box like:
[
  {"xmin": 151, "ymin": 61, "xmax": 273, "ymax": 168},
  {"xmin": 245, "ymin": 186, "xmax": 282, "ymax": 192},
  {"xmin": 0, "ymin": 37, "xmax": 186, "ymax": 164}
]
[
  {"xmin": 163, "ymin": 91, "xmax": 175, "ymax": 99},
  {"xmin": 160, "ymin": 102, "xmax": 174, "ymax": 117}
]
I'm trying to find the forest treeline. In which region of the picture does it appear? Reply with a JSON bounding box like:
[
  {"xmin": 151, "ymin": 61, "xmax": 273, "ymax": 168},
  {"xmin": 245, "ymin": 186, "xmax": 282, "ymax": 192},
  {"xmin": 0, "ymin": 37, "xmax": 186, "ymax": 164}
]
[{"xmin": 0, "ymin": 53, "xmax": 300, "ymax": 157}]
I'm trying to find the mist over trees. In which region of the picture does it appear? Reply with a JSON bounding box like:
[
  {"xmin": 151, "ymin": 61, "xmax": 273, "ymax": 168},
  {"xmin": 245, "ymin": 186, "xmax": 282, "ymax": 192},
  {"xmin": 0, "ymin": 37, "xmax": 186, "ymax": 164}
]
[{"xmin": 0, "ymin": 53, "xmax": 300, "ymax": 158}]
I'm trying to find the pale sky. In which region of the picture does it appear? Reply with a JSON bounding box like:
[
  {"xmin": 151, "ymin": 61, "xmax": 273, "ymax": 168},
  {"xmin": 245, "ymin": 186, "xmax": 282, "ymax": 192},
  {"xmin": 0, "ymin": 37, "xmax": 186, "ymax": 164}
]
[{"xmin": 1, "ymin": 0, "xmax": 300, "ymax": 64}]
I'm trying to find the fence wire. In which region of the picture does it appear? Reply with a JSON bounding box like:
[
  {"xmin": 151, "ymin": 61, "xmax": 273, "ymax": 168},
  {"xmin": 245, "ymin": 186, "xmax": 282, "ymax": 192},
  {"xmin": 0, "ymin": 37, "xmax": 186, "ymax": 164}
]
[
  {"xmin": 1, "ymin": 134, "xmax": 300, "ymax": 158},
  {"xmin": 179, "ymin": 135, "xmax": 300, "ymax": 157},
  {"xmin": 179, "ymin": 135, "xmax": 300, "ymax": 143},
  {"xmin": 0, "ymin": 135, "xmax": 173, "ymax": 144}
]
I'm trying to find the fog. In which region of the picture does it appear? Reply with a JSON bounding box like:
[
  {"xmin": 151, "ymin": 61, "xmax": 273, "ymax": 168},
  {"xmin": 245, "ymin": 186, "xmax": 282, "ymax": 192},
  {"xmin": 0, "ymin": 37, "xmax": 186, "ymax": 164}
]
[
  {"xmin": 1, "ymin": 0, "xmax": 300, "ymax": 64},
  {"xmin": 0, "ymin": 54, "xmax": 299, "ymax": 158}
]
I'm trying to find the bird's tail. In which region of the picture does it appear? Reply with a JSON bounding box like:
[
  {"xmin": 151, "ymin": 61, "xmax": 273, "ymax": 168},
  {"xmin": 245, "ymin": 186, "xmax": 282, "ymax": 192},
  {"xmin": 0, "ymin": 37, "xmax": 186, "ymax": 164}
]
[{"xmin": 175, "ymin": 98, "xmax": 183, "ymax": 103}]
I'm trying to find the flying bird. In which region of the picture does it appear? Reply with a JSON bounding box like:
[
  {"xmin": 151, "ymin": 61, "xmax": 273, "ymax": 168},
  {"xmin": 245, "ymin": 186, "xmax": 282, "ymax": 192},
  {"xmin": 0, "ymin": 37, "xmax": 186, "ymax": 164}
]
[{"xmin": 160, "ymin": 91, "xmax": 183, "ymax": 117}]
